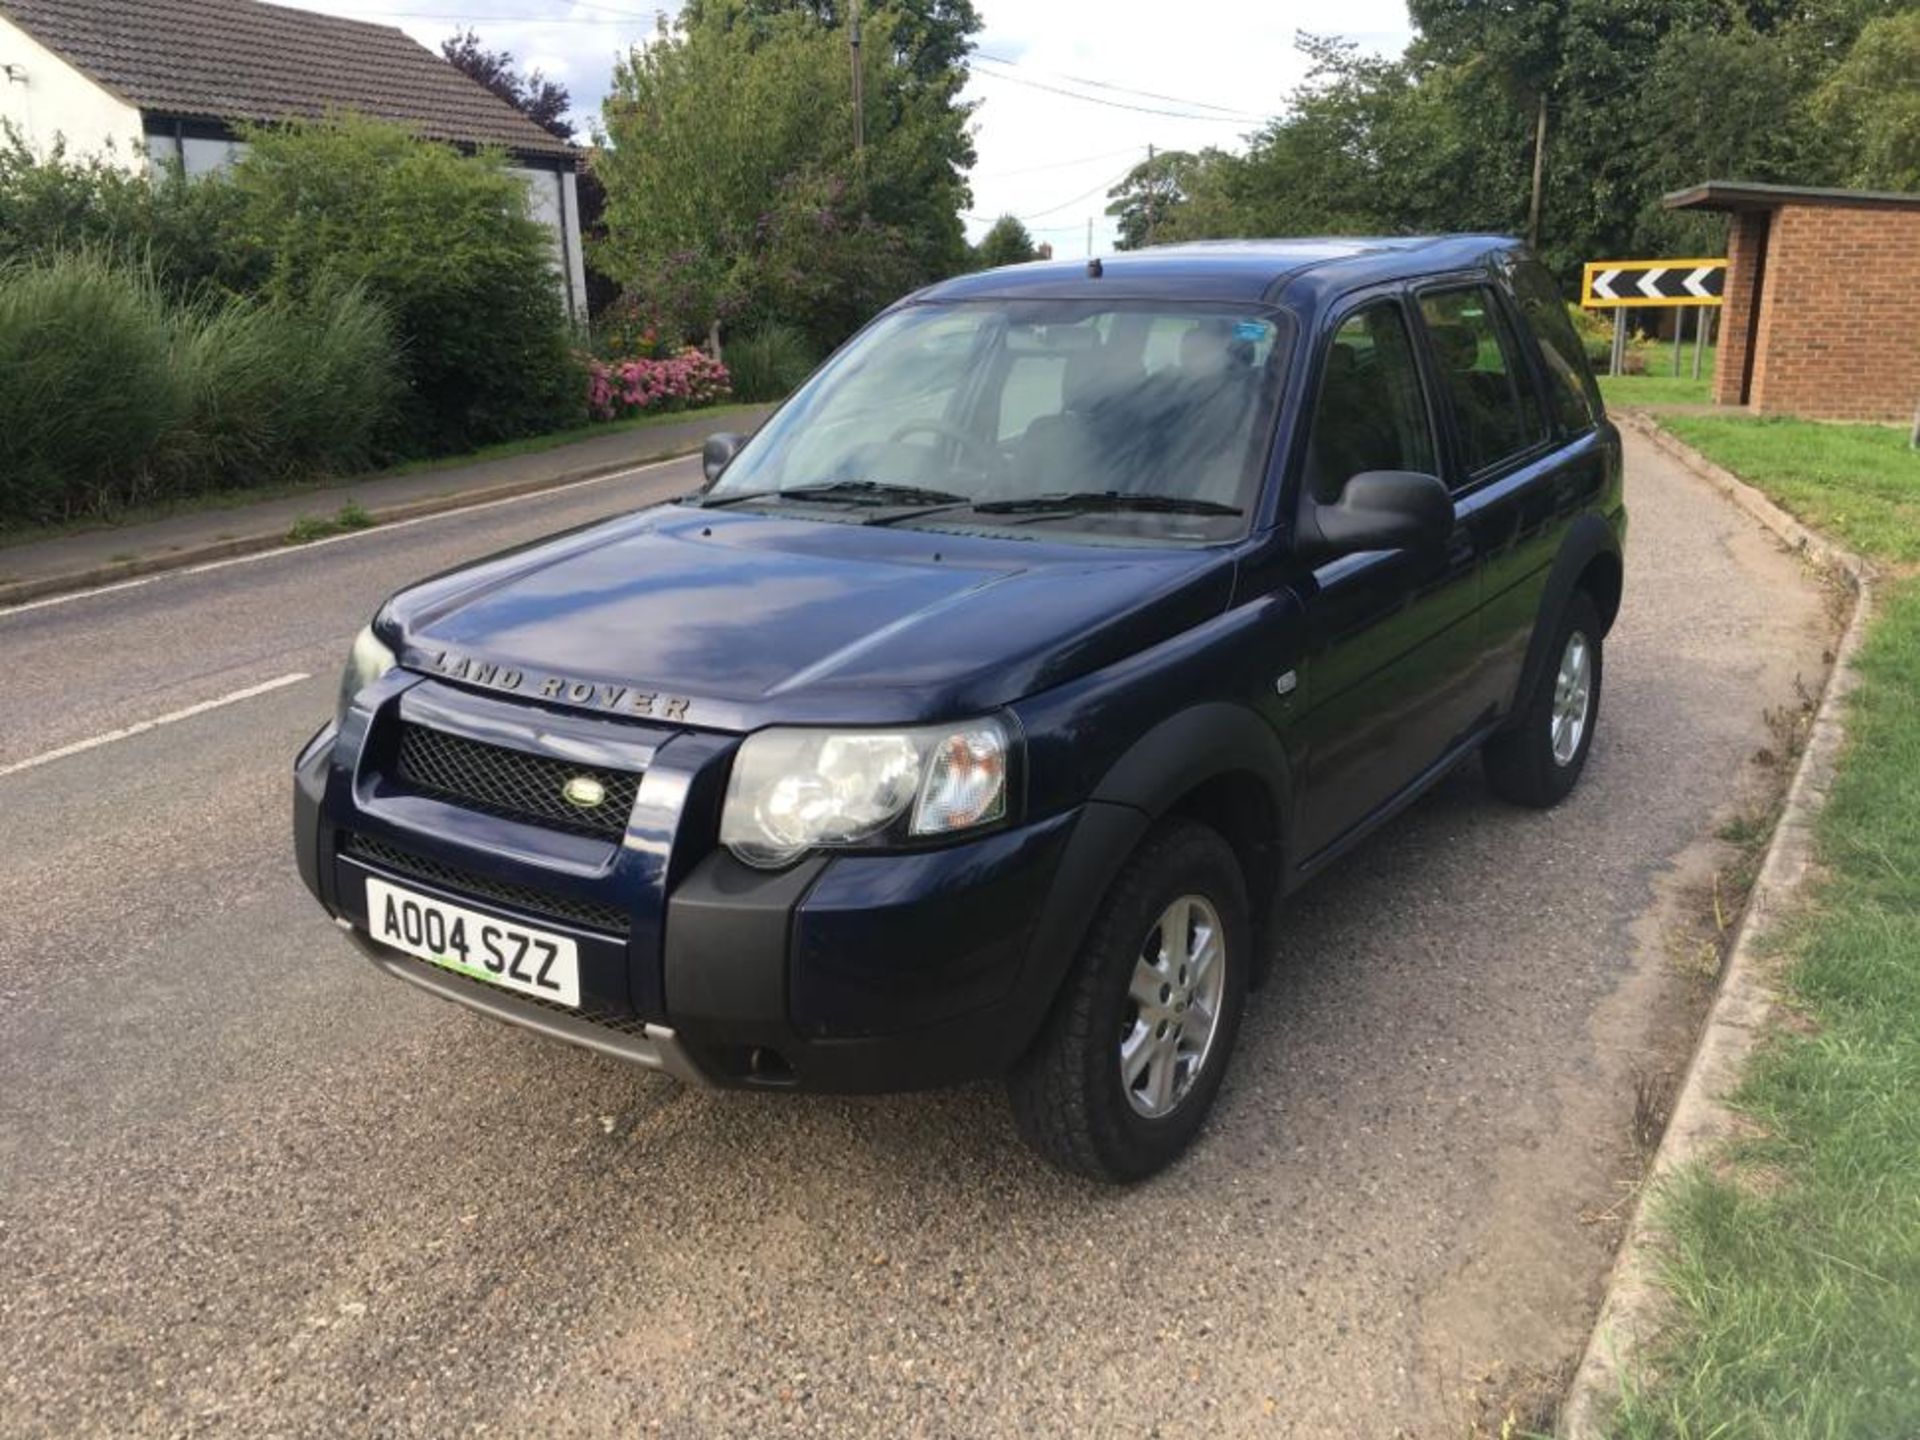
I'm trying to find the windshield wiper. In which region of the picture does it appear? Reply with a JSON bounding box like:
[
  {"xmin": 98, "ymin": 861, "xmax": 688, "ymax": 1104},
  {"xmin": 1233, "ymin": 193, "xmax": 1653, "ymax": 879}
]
[
  {"xmin": 699, "ymin": 479, "xmax": 970, "ymax": 509},
  {"xmin": 971, "ymin": 491, "xmax": 1243, "ymax": 517}
]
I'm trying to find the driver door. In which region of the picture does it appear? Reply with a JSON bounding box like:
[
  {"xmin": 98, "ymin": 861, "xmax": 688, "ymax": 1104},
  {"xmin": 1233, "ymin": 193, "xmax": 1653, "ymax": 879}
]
[{"xmin": 1290, "ymin": 296, "xmax": 1485, "ymax": 864}]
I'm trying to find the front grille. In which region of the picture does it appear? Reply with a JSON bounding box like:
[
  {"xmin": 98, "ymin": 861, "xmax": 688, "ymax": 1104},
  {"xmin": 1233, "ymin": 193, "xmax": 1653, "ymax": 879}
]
[
  {"xmin": 395, "ymin": 723, "xmax": 639, "ymax": 841},
  {"xmin": 342, "ymin": 832, "xmax": 631, "ymax": 936}
]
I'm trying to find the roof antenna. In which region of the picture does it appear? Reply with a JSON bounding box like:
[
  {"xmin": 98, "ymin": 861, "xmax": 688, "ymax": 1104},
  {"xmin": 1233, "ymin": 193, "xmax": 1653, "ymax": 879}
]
[{"xmin": 1086, "ymin": 257, "xmax": 1103, "ymax": 279}]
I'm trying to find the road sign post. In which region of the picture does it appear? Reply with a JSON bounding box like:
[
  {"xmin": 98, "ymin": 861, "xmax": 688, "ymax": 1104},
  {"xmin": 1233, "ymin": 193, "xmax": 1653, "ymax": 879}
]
[{"xmin": 1584, "ymin": 258, "xmax": 1726, "ymax": 382}]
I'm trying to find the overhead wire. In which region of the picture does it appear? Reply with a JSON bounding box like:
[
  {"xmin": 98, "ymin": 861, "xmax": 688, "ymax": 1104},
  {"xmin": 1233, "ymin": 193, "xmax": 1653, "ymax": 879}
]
[
  {"xmin": 967, "ymin": 63, "xmax": 1258, "ymax": 124},
  {"xmin": 970, "ymin": 51, "xmax": 1265, "ymax": 121}
]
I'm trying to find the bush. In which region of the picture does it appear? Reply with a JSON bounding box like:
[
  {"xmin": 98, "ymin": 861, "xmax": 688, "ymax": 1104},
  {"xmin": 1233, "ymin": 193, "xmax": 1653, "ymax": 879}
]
[
  {"xmin": 586, "ymin": 348, "xmax": 730, "ymax": 421},
  {"xmin": 724, "ymin": 322, "xmax": 815, "ymax": 402},
  {"xmin": 0, "ymin": 252, "xmax": 182, "ymax": 520},
  {"xmin": 0, "ymin": 134, "xmax": 261, "ymax": 295},
  {"xmin": 0, "ymin": 253, "xmax": 400, "ymax": 525},
  {"xmin": 162, "ymin": 282, "xmax": 401, "ymax": 489},
  {"xmin": 590, "ymin": 291, "xmax": 676, "ymax": 361},
  {"xmin": 227, "ymin": 115, "xmax": 582, "ymax": 454}
]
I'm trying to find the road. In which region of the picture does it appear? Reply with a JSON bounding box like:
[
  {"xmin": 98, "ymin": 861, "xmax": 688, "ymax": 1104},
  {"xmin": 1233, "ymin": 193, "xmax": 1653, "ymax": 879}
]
[{"xmin": 0, "ymin": 433, "xmax": 1832, "ymax": 1437}]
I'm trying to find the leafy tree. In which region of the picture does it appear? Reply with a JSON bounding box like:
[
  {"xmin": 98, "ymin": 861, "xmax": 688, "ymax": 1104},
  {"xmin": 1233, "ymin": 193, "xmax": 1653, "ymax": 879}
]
[
  {"xmin": 1144, "ymin": 4, "xmax": 1909, "ymax": 291},
  {"xmin": 440, "ymin": 29, "xmax": 575, "ymax": 141},
  {"xmin": 1812, "ymin": 10, "xmax": 1920, "ymax": 192},
  {"xmin": 228, "ymin": 115, "xmax": 579, "ymax": 452},
  {"xmin": 595, "ymin": 2, "xmax": 976, "ymax": 353},
  {"xmin": 973, "ymin": 213, "xmax": 1036, "ymax": 267},
  {"xmin": 1632, "ymin": 24, "xmax": 1828, "ymax": 257},
  {"xmin": 1105, "ymin": 150, "xmax": 1198, "ymax": 250}
]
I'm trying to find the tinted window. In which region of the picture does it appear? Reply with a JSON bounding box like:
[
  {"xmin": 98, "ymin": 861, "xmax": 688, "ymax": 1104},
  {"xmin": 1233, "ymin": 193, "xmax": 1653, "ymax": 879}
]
[
  {"xmin": 1509, "ymin": 259, "xmax": 1602, "ymax": 431},
  {"xmin": 1418, "ymin": 287, "xmax": 1544, "ymax": 477},
  {"xmin": 1304, "ymin": 304, "xmax": 1436, "ymax": 503}
]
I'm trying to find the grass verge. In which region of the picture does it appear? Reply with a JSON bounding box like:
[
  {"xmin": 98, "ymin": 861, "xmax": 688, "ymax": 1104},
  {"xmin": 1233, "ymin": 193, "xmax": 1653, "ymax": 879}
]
[
  {"xmin": 0, "ymin": 402, "xmax": 762, "ymax": 553},
  {"xmin": 1608, "ymin": 416, "xmax": 1920, "ymax": 1439},
  {"xmin": 1596, "ymin": 340, "xmax": 1718, "ymax": 409}
]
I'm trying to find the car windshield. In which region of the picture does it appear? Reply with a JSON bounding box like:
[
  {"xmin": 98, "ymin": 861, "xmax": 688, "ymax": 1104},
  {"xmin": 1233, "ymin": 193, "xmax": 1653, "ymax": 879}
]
[{"xmin": 704, "ymin": 299, "xmax": 1292, "ymax": 543}]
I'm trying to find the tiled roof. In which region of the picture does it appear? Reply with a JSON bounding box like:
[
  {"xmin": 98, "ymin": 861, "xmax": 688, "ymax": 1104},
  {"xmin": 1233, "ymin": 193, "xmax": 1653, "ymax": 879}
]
[{"xmin": 0, "ymin": 0, "xmax": 577, "ymax": 159}]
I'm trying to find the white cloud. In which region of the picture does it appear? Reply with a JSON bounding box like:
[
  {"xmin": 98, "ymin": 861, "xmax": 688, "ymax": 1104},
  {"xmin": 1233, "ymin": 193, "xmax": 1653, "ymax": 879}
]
[{"xmin": 286, "ymin": 0, "xmax": 1414, "ymax": 245}]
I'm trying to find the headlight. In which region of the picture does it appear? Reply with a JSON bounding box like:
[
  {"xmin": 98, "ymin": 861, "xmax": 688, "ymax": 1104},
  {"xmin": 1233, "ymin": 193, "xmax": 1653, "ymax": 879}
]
[
  {"xmin": 721, "ymin": 719, "xmax": 1011, "ymax": 868},
  {"xmin": 336, "ymin": 624, "xmax": 397, "ymax": 724}
]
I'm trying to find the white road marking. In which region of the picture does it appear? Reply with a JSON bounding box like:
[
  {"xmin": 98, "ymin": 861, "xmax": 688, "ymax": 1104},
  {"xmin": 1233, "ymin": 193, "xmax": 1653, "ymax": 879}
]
[
  {"xmin": 0, "ymin": 672, "xmax": 312, "ymax": 779},
  {"xmin": 0, "ymin": 452, "xmax": 698, "ymax": 621}
]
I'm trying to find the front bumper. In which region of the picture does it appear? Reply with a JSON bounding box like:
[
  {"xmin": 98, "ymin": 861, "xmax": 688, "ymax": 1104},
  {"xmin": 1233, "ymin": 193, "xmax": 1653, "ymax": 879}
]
[{"xmin": 295, "ymin": 694, "xmax": 1145, "ymax": 1093}]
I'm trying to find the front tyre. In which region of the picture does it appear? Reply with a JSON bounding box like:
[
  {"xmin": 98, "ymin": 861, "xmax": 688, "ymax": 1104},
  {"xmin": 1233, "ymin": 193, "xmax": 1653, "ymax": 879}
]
[
  {"xmin": 1008, "ymin": 819, "xmax": 1250, "ymax": 1182},
  {"xmin": 1484, "ymin": 590, "xmax": 1604, "ymax": 808}
]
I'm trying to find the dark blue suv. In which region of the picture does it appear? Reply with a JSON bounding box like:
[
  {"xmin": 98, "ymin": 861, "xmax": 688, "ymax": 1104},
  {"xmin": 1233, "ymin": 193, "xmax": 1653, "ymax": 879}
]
[{"xmin": 296, "ymin": 237, "xmax": 1624, "ymax": 1180}]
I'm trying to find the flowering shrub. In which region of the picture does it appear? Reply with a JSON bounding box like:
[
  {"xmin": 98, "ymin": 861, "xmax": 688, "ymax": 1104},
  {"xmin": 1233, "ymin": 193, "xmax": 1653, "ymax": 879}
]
[
  {"xmin": 591, "ymin": 291, "xmax": 677, "ymax": 362},
  {"xmin": 586, "ymin": 347, "xmax": 731, "ymax": 421}
]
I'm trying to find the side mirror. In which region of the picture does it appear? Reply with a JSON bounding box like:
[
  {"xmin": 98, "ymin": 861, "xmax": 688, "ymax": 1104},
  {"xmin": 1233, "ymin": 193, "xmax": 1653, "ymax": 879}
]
[
  {"xmin": 702, "ymin": 432, "xmax": 746, "ymax": 484},
  {"xmin": 1295, "ymin": 470, "xmax": 1452, "ymax": 563}
]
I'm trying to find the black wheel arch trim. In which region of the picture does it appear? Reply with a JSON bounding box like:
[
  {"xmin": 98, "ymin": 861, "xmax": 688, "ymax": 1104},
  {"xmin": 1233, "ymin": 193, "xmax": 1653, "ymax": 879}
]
[
  {"xmin": 1509, "ymin": 512, "xmax": 1622, "ymax": 723},
  {"xmin": 1088, "ymin": 701, "xmax": 1293, "ymax": 827},
  {"xmin": 1011, "ymin": 703, "xmax": 1298, "ymax": 1063}
]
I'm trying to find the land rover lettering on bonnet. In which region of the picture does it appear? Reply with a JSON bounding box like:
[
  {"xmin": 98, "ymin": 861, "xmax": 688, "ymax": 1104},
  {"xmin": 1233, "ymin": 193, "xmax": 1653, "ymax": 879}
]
[{"xmin": 296, "ymin": 237, "xmax": 1625, "ymax": 1181}]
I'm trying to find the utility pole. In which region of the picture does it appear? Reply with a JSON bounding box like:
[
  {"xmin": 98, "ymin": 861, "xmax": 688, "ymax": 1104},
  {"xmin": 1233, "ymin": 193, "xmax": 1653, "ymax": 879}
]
[
  {"xmin": 848, "ymin": 0, "xmax": 865, "ymax": 158},
  {"xmin": 1527, "ymin": 94, "xmax": 1547, "ymax": 251},
  {"xmin": 1086, "ymin": 216, "xmax": 1093, "ymax": 259}
]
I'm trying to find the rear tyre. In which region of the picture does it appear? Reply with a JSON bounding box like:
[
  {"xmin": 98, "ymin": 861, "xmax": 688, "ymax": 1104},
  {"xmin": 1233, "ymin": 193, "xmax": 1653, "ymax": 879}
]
[
  {"xmin": 1484, "ymin": 590, "xmax": 1604, "ymax": 808},
  {"xmin": 1007, "ymin": 819, "xmax": 1249, "ymax": 1183}
]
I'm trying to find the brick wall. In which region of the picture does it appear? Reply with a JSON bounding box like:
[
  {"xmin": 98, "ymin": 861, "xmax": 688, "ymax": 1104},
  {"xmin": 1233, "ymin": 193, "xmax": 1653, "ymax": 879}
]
[
  {"xmin": 1712, "ymin": 211, "xmax": 1769, "ymax": 408},
  {"xmin": 1740, "ymin": 202, "xmax": 1920, "ymax": 423}
]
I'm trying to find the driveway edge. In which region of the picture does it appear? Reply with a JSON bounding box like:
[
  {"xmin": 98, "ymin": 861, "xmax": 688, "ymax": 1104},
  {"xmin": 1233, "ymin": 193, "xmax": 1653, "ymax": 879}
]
[
  {"xmin": 0, "ymin": 445, "xmax": 704, "ymax": 610},
  {"xmin": 1559, "ymin": 412, "xmax": 1877, "ymax": 1437}
]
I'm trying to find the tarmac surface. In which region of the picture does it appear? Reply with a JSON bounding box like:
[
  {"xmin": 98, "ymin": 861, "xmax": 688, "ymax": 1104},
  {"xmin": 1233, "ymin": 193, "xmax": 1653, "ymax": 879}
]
[{"xmin": 0, "ymin": 430, "xmax": 1832, "ymax": 1437}]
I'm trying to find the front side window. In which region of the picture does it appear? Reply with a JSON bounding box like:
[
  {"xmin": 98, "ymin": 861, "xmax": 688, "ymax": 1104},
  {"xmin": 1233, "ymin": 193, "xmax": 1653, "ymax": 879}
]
[
  {"xmin": 707, "ymin": 300, "xmax": 1292, "ymax": 544},
  {"xmin": 1417, "ymin": 286, "xmax": 1545, "ymax": 478},
  {"xmin": 1303, "ymin": 303, "xmax": 1437, "ymax": 504}
]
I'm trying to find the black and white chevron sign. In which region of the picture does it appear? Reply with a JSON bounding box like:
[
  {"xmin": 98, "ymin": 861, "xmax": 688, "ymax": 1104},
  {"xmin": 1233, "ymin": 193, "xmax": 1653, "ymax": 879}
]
[{"xmin": 1581, "ymin": 258, "xmax": 1726, "ymax": 308}]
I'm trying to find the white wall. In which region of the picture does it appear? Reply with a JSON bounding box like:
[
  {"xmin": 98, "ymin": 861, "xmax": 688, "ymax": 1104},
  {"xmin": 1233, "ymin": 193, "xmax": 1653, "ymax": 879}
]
[
  {"xmin": 0, "ymin": 15, "xmax": 143, "ymax": 164},
  {"xmin": 512, "ymin": 164, "xmax": 590, "ymax": 327}
]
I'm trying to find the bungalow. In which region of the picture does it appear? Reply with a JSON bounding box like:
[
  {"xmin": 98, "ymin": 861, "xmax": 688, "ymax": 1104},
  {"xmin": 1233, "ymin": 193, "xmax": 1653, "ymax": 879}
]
[{"xmin": 0, "ymin": 0, "xmax": 589, "ymax": 321}]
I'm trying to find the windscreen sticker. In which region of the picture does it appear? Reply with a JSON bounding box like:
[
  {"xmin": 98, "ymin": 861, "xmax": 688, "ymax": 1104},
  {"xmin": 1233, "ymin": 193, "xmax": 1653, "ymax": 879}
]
[{"xmin": 1234, "ymin": 320, "xmax": 1273, "ymax": 343}]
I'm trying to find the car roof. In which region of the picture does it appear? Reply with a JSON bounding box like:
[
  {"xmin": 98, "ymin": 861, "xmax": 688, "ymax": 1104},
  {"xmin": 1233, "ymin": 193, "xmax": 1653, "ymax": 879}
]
[{"xmin": 914, "ymin": 235, "xmax": 1520, "ymax": 308}]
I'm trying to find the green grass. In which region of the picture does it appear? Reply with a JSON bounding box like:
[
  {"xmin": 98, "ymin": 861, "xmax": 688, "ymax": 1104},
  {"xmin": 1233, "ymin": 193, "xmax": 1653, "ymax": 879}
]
[
  {"xmin": 1597, "ymin": 339, "xmax": 1718, "ymax": 409},
  {"xmin": 1608, "ymin": 417, "xmax": 1920, "ymax": 1439},
  {"xmin": 0, "ymin": 401, "xmax": 758, "ymax": 552},
  {"xmin": 285, "ymin": 501, "xmax": 379, "ymax": 544},
  {"xmin": 1662, "ymin": 416, "xmax": 1920, "ymax": 566}
]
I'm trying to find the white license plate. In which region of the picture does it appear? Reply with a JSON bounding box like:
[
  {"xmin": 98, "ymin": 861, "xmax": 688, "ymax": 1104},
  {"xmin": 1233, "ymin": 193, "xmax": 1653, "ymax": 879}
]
[{"xmin": 365, "ymin": 877, "xmax": 580, "ymax": 1008}]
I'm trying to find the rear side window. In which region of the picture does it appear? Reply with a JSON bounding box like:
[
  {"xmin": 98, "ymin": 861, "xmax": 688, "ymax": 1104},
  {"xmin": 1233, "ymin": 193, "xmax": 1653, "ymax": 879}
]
[
  {"xmin": 1417, "ymin": 287, "xmax": 1546, "ymax": 478},
  {"xmin": 1303, "ymin": 303, "xmax": 1437, "ymax": 503},
  {"xmin": 1509, "ymin": 260, "xmax": 1602, "ymax": 432}
]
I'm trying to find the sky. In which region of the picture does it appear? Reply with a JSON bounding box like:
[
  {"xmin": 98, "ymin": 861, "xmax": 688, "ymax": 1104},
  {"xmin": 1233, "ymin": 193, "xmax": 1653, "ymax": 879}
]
[{"xmin": 292, "ymin": 0, "xmax": 1415, "ymax": 252}]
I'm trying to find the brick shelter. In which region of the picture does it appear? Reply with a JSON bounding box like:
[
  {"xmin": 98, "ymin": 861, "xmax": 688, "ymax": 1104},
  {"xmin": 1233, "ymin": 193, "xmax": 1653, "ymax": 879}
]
[{"xmin": 1664, "ymin": 181, "xmax": 1920, "ymax": 423}]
